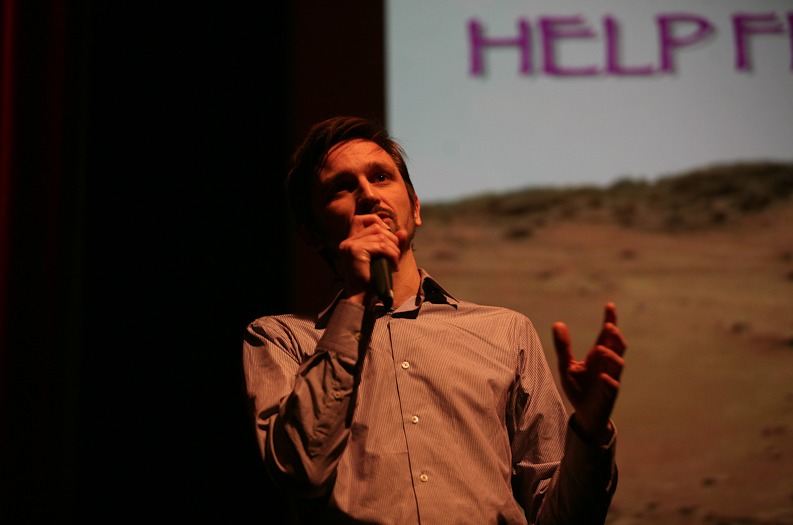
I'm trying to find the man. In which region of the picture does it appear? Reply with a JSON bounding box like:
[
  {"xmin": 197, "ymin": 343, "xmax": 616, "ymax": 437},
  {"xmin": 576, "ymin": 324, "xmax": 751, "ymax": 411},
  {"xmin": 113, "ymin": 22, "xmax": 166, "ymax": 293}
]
[{"xmin": 243, "ymin": 116, "xmax": 627, "ymax": 524}]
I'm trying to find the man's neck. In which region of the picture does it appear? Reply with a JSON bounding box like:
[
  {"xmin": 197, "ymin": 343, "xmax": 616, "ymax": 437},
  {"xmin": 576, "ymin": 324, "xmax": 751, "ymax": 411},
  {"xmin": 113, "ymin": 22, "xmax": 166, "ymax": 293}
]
[{"xmin": 390, "ymin": 251, "xmax": 421, "ymax": 308}]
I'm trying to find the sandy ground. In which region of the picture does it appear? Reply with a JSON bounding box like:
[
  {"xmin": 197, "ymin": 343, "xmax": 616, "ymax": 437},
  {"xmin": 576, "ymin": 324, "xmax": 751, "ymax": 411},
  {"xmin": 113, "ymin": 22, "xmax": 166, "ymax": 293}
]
[{"xmin": 413, "ymin": 198, "xmax": 793, "ymax": 524}]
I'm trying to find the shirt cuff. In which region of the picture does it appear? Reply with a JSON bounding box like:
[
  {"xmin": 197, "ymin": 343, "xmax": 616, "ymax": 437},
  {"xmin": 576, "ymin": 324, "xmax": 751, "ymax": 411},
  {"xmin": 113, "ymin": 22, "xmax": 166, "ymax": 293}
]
[
  {"xmin": 317, "ymin": 299, "xmax": 366, "ymax": 362},
  {"xmin": 563, "ymin": 415, "xmax": 617, "ymax": 486}
]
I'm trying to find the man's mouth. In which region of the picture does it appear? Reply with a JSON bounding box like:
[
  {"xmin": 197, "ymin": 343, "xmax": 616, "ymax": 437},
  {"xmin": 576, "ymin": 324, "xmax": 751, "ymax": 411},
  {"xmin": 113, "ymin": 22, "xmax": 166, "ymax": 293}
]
[{"xmin": 373, "ymin": 208, "xmax": 397, "ymax": 228}]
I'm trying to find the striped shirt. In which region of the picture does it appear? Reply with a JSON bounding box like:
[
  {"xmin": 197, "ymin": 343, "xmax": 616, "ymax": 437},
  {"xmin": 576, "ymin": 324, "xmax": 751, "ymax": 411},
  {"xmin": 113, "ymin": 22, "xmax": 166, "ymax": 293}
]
[{"xmin": 243, "ymin": 270, "xmax": 616, "ymax": 524}]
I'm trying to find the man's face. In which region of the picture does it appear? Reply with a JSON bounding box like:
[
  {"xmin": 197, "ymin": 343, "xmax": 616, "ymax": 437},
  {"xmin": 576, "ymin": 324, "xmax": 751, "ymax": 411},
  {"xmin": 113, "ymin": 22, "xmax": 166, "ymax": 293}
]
[{"xmin": 309, "ymin": 139, "xmax": 421, "ymax": 253}]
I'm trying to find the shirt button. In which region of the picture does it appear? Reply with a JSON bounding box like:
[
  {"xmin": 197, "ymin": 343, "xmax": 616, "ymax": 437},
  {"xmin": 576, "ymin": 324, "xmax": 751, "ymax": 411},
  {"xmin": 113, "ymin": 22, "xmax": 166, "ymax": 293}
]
[
  {"xmin": 410, "ymin": 415, "xmax": 419, "ymax": 424},
  {"xmin": 332, "ymin": 391, "xmax": 342, "ymax": 399},
  {"xmin": 401, "ymin": 361, "xmax": 410, "ymax": 369},
  {"xmin": 419, "ymin": 473, "xmax": 429, "ymax": 482}
]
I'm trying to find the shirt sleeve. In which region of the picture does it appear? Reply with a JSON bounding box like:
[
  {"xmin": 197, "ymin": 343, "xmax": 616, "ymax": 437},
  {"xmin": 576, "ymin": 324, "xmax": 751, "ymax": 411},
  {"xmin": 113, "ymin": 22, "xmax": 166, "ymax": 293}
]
[
  {"xmin": 537, "ymin": 418, "xmax": 618, "ymax": 525},
  {"xmin": 510, "ymin": 316, "xmax": 618, "ymax": 525},
  {"xmin": 242, "ymin": 300, "xmax": 365, "ymax": 497}
]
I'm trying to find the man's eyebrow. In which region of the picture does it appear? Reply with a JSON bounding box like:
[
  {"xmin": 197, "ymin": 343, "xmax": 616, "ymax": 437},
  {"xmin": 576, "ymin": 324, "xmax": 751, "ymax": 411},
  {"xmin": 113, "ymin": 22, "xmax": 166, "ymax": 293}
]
[
  {"xmin": 324, "ymin": 161, "xmax": 396, "ymax": 180},
  {"xmin": 361, "ymin": 160, "xmax": 395, "ymax": 173}
]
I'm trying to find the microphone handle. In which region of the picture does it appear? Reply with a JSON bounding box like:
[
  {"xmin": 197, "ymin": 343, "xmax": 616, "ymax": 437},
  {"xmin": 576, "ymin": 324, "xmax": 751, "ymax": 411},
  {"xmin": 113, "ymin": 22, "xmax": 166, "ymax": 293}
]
[{"xmin": 370, "ymin": 257, "xmax": 394, "ymax": 308}]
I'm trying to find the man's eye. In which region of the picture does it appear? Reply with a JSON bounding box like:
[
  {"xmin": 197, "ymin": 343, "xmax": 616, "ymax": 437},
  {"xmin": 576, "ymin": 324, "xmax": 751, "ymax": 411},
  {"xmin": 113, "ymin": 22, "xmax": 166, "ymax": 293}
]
[
  {"xmin": 331, "ymin": 181, "xmax": 354, "ymax": 194},
  {"xmin": 374, "ymin": 173, "xmax": 389, "ymax": 182}
]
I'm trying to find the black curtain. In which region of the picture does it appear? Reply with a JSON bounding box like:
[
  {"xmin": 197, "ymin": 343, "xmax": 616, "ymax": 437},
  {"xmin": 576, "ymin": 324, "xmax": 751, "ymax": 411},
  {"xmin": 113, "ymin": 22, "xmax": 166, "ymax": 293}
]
[
  {"xmin": 1, "ymin": 1, "xmax": 383, "ymax": 522},
  {"xmin": 1, "ymin": 1, "xmax": 292, "ymax": 521}
]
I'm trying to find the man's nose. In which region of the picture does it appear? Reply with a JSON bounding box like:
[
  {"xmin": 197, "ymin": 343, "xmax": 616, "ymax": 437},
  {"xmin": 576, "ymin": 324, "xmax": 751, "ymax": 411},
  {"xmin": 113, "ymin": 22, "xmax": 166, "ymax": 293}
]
[{"xmin": 355, "ymin": 179, "xmax": 379, "ymax": 213}]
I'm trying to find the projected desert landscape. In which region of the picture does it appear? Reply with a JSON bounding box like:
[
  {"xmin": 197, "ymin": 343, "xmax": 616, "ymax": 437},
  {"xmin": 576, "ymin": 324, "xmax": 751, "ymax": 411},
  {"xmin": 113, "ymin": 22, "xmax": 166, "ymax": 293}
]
[{"xmin": 413, "ymin": 162, "xmax": 793, "ymax": 525}]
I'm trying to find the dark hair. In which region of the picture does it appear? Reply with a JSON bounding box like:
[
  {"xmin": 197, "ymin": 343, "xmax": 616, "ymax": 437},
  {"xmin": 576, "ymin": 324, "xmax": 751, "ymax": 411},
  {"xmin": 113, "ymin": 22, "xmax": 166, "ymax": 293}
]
[{"xmin": 286, "ymin": 116, "xmax": 415, "ymax": 234}]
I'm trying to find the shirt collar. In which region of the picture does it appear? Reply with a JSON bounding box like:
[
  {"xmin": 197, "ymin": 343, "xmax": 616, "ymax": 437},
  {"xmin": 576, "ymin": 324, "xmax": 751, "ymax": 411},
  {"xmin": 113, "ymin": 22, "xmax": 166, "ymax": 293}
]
[
  {"xmin": 415, "ymin": 268, "xmax": 457, "ymax": 307},
  {"xmin": 315, "ymin": 268, "xmax": 457, "ymax": 328}
]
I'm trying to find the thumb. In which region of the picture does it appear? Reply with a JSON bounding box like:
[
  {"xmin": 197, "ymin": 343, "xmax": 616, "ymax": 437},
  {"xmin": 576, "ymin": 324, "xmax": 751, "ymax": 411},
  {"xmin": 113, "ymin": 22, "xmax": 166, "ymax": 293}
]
[{"xmin": 552, "ymin": 322, "xmax": 573, "ymax": 370}]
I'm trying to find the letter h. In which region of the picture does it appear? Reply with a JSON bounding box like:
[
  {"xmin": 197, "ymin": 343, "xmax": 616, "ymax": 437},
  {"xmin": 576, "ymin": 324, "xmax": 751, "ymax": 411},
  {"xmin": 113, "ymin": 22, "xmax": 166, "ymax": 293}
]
[{"xmin": 469, "ymin": 18, "xmax": 532, "ymax": 76}]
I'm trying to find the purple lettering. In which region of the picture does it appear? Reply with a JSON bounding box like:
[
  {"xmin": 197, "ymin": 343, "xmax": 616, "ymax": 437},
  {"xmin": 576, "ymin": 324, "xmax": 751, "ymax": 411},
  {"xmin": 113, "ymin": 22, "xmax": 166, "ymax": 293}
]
[
  {"xmin": 605, "ymin": 15, "xmax": 655, "ymax": 75},
  {"xmin": 789, "ymin": 13, "xmax": 793, "ymax": 70},
  {"xmin": 732, "ymin": 13, "xmax": 785, "ymax": 71},
  {"xmin": 540, "ymin": 16, "xmax": 599, "ymax": 76},
  {"xmin": 468, "ymin": 18, "xmax": 532, "ymax": 76},
  {"xmin": 467, "ymin": 11, "xmax": 791, "ymax": 78},
  {"xmin": 657, "ymin": 14, "xmax": 715, "ymax": 73}
]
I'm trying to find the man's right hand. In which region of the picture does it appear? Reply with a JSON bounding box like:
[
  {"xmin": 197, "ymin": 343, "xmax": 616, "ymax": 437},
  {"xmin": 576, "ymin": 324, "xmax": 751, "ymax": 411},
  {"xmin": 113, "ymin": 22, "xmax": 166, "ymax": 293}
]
[{"xmin": 337, "ymin": 214, "xmax": 406, "ymax": 304}]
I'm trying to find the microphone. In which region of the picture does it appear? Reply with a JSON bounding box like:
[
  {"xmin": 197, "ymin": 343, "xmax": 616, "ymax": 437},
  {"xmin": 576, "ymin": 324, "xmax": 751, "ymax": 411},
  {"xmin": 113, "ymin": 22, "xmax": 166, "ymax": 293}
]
[{"xmin": 370, "ymin": 257, "xmax": 394, "ymax": 309}]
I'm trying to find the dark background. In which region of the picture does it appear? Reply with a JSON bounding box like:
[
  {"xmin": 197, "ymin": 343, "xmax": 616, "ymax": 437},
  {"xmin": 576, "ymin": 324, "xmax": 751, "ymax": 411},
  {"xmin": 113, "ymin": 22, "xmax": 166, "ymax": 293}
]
[{"xmin": 1, "ymin": 1, "xmax": 383, "ymax": 521}]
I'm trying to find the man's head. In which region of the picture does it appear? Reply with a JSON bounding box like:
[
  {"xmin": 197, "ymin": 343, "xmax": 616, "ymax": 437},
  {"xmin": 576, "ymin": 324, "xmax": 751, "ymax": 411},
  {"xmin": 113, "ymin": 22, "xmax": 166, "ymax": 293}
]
[{"xmin": 286, "ymin": 116, "xmax": 420, "ymax": 253}]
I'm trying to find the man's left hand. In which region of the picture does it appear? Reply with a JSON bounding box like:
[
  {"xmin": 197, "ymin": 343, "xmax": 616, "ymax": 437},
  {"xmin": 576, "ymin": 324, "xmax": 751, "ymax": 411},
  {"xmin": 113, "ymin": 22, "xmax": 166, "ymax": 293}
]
[{"xmin": 552, "ymin": 302, "xmax": 627, "ymax": 445}]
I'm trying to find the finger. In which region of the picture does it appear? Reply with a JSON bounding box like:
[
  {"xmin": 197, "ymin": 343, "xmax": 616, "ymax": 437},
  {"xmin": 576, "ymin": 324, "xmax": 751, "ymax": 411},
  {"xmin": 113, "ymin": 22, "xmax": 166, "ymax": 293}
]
[
  {"xmin": 552, "ymin": 322, "xmax": 574, "ymax": 369},
  {"xmin": 347, "ymin": 221, "xmax": 400, "ymax": 252},
  {"xmin": 594, "ymin": 322, "xmax": 610, "ymax": 349},
  {"xmin": 594, "ymin": 303, "xmax": 617, "ymax": 348},
  {"xmin": 599, "ymin": 372, "xmax": 620, "ymax": 392},
  {"xmin": 349, "ymin": 213, "xmax": 394, "ymax": 236},
  {"xmin": 395, "ymin": 229, "xmax": 410, "ymax": 254},
  {"xmin": 603, "ymin": 302, "xmax": 617, "ymax": 326},
  {"xmin": 603, "ymin": 323, "xmax": 627, "ymax": 357},
  {"xmin": 341, "ymin": 227, "xmax": 399, "ymax": 254},
  {"xmin": 587, "ymin": 345, "xmax": 625, "ymax": 381},
  {"xmin": 595, "ymin": 323, "xmax": 626, "ymax": 358}
]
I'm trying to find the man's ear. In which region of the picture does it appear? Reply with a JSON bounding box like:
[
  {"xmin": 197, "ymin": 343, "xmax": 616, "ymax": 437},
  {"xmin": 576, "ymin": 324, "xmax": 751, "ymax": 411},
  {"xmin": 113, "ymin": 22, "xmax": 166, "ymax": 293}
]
[{"xmin": 413, "ymin": 195, "xmax": 422, "ymax": 227}]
